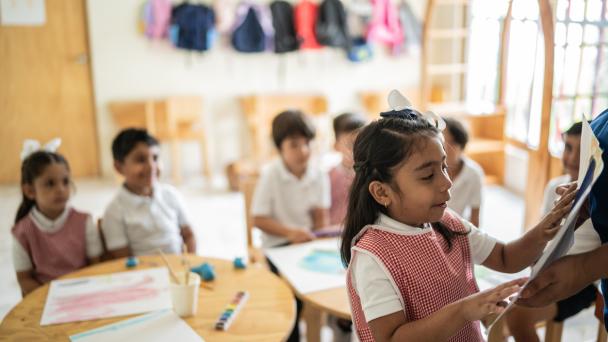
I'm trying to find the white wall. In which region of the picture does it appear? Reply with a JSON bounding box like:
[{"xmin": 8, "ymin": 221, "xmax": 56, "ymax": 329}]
[{"xmin": 86, "ymin": 0, "xmax": 426, "ymax": 179}]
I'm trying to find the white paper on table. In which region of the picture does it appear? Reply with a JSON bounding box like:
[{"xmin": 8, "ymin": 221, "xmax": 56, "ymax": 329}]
[
  {"xmin": 488, "ymin": 120, "xmax": 604, "ymax": 332},
  {"xmin": 265, "ymin": 238, "xmax": 345, "ymax": 294},
  {"xmin": 69, "ymin": 309, "xmax": 204, "ymax": 342},
  {"xmin": 41, "ymin": 268, "xmax": 172, "ymax": 326},
  {"xmin": 0, "ymin": 0, "xmax": 45, "ymax": 26}
]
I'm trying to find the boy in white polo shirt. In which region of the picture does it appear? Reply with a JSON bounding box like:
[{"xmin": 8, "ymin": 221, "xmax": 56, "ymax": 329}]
[
  {"xmin": 251, "ymin": 109, "xmax": 330, "ymax": 342},
  {"xmin": 443, "ymin": 117, "xmax": 484, "ymax": 227},
  {"xmin": 251, "ymin": 110, "xmax": 331, "ymax": 248},
  {"xmin": 101, "ymin": 128, "xmax": 196, "ymax": 258}
]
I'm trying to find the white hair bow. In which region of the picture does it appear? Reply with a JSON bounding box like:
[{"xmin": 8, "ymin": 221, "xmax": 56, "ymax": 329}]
[
  {"xmin": 387, "ymin": 90, "xmax": 446, "ymax": 130},
  {"xmin": 20, "ymin": 138, "xmax": 62, "ymax": 161}
]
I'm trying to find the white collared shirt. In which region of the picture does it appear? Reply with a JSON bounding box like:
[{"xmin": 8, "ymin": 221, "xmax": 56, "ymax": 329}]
[
  {"xmin": 351, "ymin": 213, "xmax": 497, "ymax": 322},
  {"xmin": 101, "ymin": 183, "xmax": 190, "ymax": 256},
  {"xmin": 447, "ymin": 156, "xmax": 484, "ymax": 220},
  {"xmin": 251, "ymin": 158, "xmax": 331, "ymax": 248},
  {"xmin": 12, "ymin": 207, "xmax": 102, "ymax": 272}
]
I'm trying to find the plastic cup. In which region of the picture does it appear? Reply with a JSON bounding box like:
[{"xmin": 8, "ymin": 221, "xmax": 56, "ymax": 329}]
[{"xmin": 170, "ymin": 272, "xmax": 200, "ymax": 317}]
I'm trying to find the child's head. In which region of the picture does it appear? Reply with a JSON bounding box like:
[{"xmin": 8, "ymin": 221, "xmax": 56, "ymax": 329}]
[
  {"xmin": 341, "ymin": 111, "xmax": 458, "ymax": 265},
  {"xmin": 272, "ymin": 110, "xmax": 316, "ymax": 176},
  {"xmin": 562, "ymin": 122, "xmax": 583, "ymax": 180},
  {"xmin": 17, "ymin": 151, "xmax": 71, "ymax": 223},
  {"xmin": 112, "ymin": 128, "xmax": 160, "ymax": 194},
  {"xmin": 442, "ymin": 117, "xmax": 469, "ymax": 167},
  {"xmin": 333, "ymin": 112, "xmax": 366, "ymax": 169}
]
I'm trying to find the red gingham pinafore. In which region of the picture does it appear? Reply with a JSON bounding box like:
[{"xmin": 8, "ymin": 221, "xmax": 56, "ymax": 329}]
[{"xmin": 346, "ymin": 210, "xmax": 483, "ymax": 341}]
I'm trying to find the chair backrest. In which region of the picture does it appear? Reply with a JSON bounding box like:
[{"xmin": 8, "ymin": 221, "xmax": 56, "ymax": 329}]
[
  {"xmin": 237, "ymin": 174, "xmax": 259, "ymax": 248},
  {"xmin": 239, "ymin": 94, "xmax": 328, "ymax": 162},
  {"xmin": 97, "ymin": 218, "xmax": 111, "ymax": 261}
]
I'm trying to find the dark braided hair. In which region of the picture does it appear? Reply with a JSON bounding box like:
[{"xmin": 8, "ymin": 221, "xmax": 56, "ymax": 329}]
[
  {"xmin": 16, "ymin": 151, "xmax": 70, "ymax": 223},
  {"xmin": 340, "ymin": 112, "xmax": 465, "ymax": 266}
]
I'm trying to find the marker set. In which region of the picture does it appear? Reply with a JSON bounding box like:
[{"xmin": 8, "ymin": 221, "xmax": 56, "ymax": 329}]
[{"xmin": 214, "ymin": 291, "xmax": 249, "ymax": 331}]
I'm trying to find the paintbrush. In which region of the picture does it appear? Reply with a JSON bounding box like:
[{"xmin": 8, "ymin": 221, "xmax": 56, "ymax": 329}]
[{"xmin": 158, "ymin": 249, "xmax": 181, "ymax": 284}]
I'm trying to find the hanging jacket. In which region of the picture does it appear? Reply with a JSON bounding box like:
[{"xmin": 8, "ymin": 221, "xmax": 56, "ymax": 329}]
[
  {"xmin": 140, "ymin": 0, "xmax": 172, "ymax": 40},
  {"xmin": 270, "ymin": 1, "xmax": 299, "ymax": 53},
  {"xmin": 366, "ymin": 0, "xmax": 403, "ymax": 51},
  {"xmin": 315, "ymin": 0, "xmax": 351, "ymax": 50},
  {"xmin": 398, "ymin": 0, "xmax": 422, "ymax": 52},
  {"xmin": 232, "ymin": 2, "xmax": 274, "ymax": 53},
  {"xmin": 295, "ymin": 0, "xmax": 322, "ymax": 49},
  {"xmin": 170, "ymin": 3, "xmax": 216, "ymax": 52}
]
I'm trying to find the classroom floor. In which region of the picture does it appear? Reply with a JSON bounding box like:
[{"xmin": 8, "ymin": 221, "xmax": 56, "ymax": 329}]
[{"xmin": 0, "ymin": 178, "xmax": 600, "ymax": 341}]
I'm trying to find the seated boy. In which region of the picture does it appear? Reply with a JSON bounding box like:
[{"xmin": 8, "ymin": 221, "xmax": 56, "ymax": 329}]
[
  {"xmin": 252, "ymin": 110, "xmax": 330, "ymax": 247},
  {"xmin": 102, "ymin": 128, "xmax": 196, "ymax": 258},
  {"xmin": 443, "ymin": 117, "xmax": 484, "ymax": 227},
  {"xmin": 251, "ymin": 110, "xmax": 330, "ymax": 342},
  {"xmin": 506, "ymin": 122, "xmax": 599, "ymax": 341},
  {"xmin": 329, "ymin": 112, "xmax": 366, "ymax": 225}
]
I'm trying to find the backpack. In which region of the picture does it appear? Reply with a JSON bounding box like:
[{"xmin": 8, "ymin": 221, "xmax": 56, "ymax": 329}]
[
  {"xmin": 232, "ymin": 3, "xmax": 274, "ymax": 53},
  {"xmin": 270, "ymin": 1, "xmax": 299, "ymax": 53},
  {"xmin": 170, "ymin": 4, "xmax": 216, "ymax": 52},
  {"xmin": 140, "ymin": 0, "xmax": 172, "ymax": 40},
  {"xmin": 294, "ymin": 0, "xmax": 322, "ymax": 49},
  {"xmin": 367, "ymin": 0, "xmax": 403, "ymax": 50},
  {"xmin": 398, "ymin": 1, "xmax": 421, "ymax": 52},
  {"xmin": 315, "ymin": 0, "xmax": 350, "ymax": 50}
]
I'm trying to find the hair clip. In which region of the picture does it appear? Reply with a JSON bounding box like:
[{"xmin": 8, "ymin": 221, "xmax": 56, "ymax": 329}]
[
  {"xmin": 20, "ymin": 138, "xmax": 62, "ymax": 161},
  {"xmin": 384, "ymin": 90, "xmax": 446, "ymax": 130}
]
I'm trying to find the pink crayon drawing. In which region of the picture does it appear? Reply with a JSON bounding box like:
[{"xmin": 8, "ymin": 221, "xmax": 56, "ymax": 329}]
[{"xmin": 41, "ymin": 268, "xmax": 172, "ymax": 325}]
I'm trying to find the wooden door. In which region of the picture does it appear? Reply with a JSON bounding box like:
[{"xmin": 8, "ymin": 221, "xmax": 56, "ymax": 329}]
[{"xmin": 0, "ymin": 0, "xmax": 98, "ymax": 183}]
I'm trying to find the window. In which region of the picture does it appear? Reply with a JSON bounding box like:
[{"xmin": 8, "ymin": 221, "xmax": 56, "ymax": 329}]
[
  {"xmin": 466, "ymin": 0, "xmax": 510, "ymax": 113},
  {"xmin": 549, "ymin": 0, "xmax": 608, "ymax": 155},
  {"xmin": 503, "ymin": 0, "xmax": 546, "ymax": 147}
]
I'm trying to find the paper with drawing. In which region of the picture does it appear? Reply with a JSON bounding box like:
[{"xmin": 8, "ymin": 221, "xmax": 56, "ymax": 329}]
[
  {"xmin": 41, "ymin": 268, "xmax": 172, "ymax": 325},
  {"xmin": 488, "ymin": 120, "xmax": 604, "ymax": 332}
]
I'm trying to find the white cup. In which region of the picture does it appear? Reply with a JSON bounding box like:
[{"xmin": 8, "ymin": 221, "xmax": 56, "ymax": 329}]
[{"xmin": 170, "ymin": 272, "xmax": 200, "ymax": 317}]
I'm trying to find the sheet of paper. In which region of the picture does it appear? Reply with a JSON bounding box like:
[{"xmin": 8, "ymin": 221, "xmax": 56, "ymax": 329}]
[
  {"xmin": 265, "ymin": 238, "xmax": 345, "ymax": 294},
  {"xmin": 41, "ymin": 268, "xmax": 172, "ymax": 326},
  {"xmin": 69, "ymin": 309, "xmax": 204, "ymax": 342},
  {"xmin": 0, "ymin": 0, "xmax": 45, "ymax": 26},
  {"xmin": 488, "ymin": 120, "xmax": 604, "ymax": 332}
]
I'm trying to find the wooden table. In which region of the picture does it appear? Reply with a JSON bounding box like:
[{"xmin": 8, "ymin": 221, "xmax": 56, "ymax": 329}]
[
  {"xmin": 300, "ymin": 287, "xmax": 351, "ymax": 342},
  {"xmin": 0, "ymin": 255, "xmax": 296, "ymax": 341}
]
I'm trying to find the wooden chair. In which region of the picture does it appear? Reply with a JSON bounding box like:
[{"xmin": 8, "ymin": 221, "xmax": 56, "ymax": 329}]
[
  {"xmin": 596, "ymin": 292, "xmax": 607, "ymax": 342},
  {"xmin": 108, "ymin": 96, "xmax": 211, "ymax": 184},
  {"xmin": 96, "ymin": 218, "xmax": 111, "ymax": 262},
  {"xmin": 236, "ymin": 173, "xmax": 266, "ymax": 265},
  {"xmin": 239, "ymin": 94, "xmax": 328, "ymax": 163},
  {"xmin": 226, "ymin": 94, "xmax": 328, "ymax": 191}
]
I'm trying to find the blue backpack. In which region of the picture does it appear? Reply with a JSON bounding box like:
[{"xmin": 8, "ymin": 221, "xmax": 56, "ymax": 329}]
[
  {"xmin": 170, "ymin": 4, "xmax": 216, "ymax": 52},
  {"xmin": 231, "ymin": 4, "xmax": 274, "ymax": 53}
]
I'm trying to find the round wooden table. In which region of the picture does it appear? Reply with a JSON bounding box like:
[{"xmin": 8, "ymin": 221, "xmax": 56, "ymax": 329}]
[
  {"xmin": 299, "ymin": 287, "xmax": 351, "ymax": 342},
  {"xmin": 0, "ymin": 255, "xmax": 296, "ymax": 341}
]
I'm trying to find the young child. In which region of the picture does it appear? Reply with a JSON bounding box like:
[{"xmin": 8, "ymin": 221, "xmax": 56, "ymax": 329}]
[
  {"xmin": 329, "ymin": 112, "xmax": 366, "ymax": 226},
  {"xmin": 506, "ymin": 121, "xmax": 600, "ymax": 341},
  {"xmin": 251, "ymin": 109, "xmax": 330, "ymax": 342},
  {"xmin": 443, "ymin": 117, "xmax": 484, "ymax": 227},
  {"xmin": 12, "ymin": 147, "xmax": 102, "ymax": 296},
  {"xmin": 101, "ymin": 128, "xmax": 196, "ymax": 258},
  {"xmin": 251, "ymin": 109, "xmax": 330, "ymax": 248},
  {"xmin": 329, "ymin": 113, "xmax": 366, "ymax": 342},
  {"xmin": 340, "ymin": 93, "xmax": 576, "ymax": 341}
]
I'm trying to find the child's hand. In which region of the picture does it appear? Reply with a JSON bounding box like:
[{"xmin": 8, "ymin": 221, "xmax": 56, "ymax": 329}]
[
  {"xmin": 534, "ymin": 183, "xmax": 577, "ymax": 242},
  {"xmin": 287, "ymin": 229, "xmax": 315, "ymax": 243},
  {"xmin": 458, "ymin": 278, "xmax": 527, "ymax": 322}
]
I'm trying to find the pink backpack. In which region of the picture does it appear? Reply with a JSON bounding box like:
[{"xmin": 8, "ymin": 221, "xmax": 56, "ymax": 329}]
[
  {"xmin": 141, "ymin": 0, "xmax": 172, "ymax": 39},
  {"xmin": 366, "ymin": 0, "xmax": 403, "ymax": 50}
]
